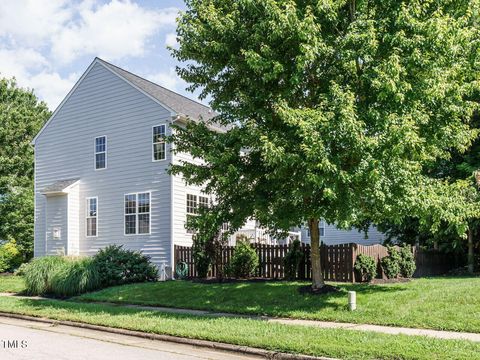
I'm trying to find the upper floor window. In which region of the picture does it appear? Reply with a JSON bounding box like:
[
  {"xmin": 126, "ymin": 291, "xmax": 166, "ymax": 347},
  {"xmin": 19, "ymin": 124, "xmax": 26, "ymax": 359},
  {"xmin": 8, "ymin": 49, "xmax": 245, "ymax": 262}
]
[
  {"xmin": 86, "ymin": 197, "xmax": 97, "ymax": 237},
  {"xmin": 306, "ymin": 221, "xmax": 325, "ymax": 238},
  {"xmin": 186, "ymin": 194, "xmax": 197, "ymax": 215},
  {"xmin": 125, "ymin": 192, "xmax": 150, "ymax": 235},
  {"xmin": 199, "ymin": 196, "xmax": 209, "ymax": 209},
  {"xmin": 95, "ymin": 136, "xmax": 107, "ymax": 169},
  {"xmin": 152, "ymin": 125, "xmax": 166, "ymax": 161}
]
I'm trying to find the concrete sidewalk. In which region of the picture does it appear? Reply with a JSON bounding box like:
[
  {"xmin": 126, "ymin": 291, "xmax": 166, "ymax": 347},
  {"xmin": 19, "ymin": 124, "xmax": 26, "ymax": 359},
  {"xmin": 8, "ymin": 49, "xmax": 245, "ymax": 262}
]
[{"xmin": 2, "ymin": 292, "xmax": 480, "ymax": 343}]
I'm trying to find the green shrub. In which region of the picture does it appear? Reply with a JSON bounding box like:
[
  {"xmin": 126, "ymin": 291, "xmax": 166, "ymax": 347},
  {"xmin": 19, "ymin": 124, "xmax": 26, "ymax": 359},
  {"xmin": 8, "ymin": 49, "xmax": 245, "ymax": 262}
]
[
  {"xmin": 50, "ymin": 257, "xmax": 101, "ymax": 297},
  {"xmin": 381, "ymin": 246, "xmax": 401, "ymax": 279},
  {"xmin": 0, "ymin": 240, "xmax": 23, "ymax": 273},
  {"xmin": 92, "ymin": 245, "xmax": 158, "ymax": 286},
  {"xmin": 24, "ymin": 256, "xmax": 68, "ymax": 295},
  {"xmin": 284, "ymin": 240, "xmax": 304, "ymax": 280},
  {"xmin": 354, "ymin": 254, "xmax": 377, "ymax": 282},
  {"xmin": 24, "ymin": 246, "xmax": 158, "ymax": 296},
  {"xmin": 226, "ymin": 240, "xmax": 259, "ymax": 278},
  {"xmin": 399, "ymin": 244, "xmax": 416, "ymax": 278}
]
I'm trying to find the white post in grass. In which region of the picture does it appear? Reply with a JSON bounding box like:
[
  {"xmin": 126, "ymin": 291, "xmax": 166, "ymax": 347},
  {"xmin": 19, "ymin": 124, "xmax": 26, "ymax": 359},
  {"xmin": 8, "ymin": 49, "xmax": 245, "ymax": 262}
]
[{"xmin": 348, "ymin": 291, "xmax": 356, "ymax": 311}]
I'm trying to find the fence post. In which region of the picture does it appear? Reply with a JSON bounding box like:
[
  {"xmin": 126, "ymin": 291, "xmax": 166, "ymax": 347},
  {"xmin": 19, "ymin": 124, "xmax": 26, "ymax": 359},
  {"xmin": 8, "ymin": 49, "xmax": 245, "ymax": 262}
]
[{"xmin": 351, "ymin": 243, "xmax": 356, "ymax": 283}]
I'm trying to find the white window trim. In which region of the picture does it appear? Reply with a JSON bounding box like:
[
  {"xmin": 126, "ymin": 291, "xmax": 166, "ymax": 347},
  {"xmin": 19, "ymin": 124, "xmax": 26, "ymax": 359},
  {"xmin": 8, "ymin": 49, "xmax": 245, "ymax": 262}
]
[
  {"xmin": 86, "ymin": 196, "xmax": 98, "ymax": 238},
  {"xmin": 124, "ymin": 191, "xmax": 152, "ymax": 236},
  {"xmin": 94, "ymin": 135, "xmax": 107, "ymax": 170},
  {"xmin": 152, "ymin": 124, "xmax": 166, "ymax": 162}
]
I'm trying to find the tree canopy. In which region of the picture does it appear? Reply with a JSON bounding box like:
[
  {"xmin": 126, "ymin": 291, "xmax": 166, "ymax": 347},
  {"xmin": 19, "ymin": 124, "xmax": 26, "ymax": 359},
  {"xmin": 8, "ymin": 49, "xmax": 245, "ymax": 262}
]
[
  {"xmin": 0, "ymin": 77, "xmax": 50, "ymax": 259},
  {"xmin": 171, "ymin": 0, "xmax": 480, "ymax": 287}
]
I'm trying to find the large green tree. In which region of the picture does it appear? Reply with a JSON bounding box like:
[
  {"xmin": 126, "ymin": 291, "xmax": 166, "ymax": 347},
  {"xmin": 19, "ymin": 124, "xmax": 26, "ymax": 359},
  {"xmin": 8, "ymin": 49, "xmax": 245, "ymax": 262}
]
[
  {"xmin": 0, "ymin": 77, "xmax": 50, "ymax": 260},
  {"xmin": 170, "ymin": 0, "xmax": 480, "ymax": 288}
]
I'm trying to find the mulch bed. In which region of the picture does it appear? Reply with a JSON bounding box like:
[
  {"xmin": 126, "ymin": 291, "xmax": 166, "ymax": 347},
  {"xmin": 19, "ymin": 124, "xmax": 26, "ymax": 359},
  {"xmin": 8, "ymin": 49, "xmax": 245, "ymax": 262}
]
[
  {"xmin": 190, "ymin": 277, "xmax": 287, "ymax": 284},
  {"xmin": 297, "ymin": 284, "xmax": 340, "ymax": 295},
  {"xmin": 369, "ymin": 277, "xmax": 411, "ymax": 285}
]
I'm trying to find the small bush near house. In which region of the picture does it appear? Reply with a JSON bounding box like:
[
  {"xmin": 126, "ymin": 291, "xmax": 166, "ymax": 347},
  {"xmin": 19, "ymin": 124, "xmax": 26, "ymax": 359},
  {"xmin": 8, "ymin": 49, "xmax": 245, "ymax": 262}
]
[
  {"xmin": 226, "ymin": 240, "xmax": 259, "ymax": 278},
  {"xmin": 0, "ymin": 240, "xmax": 23, "ymax": 273},
  {"xmin": 354, "ymin": 254, "xmax": 377, "ymax": 282},
  {"xmin": 93, "ymin": 245, "xmax": 158, "ymax": 287},
  {"xmin": 399, "ymin": 244, "xmax": 416, "ymax": 278},
  {"xmin": 381, "ymin": 246, "xmax": 401, "ymax": 279},
  {"xmin": 284, "ymin": 240, "xmax": 304, "ymax": 280}
]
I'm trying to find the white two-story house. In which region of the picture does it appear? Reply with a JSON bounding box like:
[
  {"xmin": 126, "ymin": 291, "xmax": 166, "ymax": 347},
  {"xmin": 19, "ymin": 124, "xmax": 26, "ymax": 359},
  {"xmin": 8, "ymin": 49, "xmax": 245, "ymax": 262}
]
[{"xmin": 33, "ymin": 58, "xmax": 385, "ymax": 277}]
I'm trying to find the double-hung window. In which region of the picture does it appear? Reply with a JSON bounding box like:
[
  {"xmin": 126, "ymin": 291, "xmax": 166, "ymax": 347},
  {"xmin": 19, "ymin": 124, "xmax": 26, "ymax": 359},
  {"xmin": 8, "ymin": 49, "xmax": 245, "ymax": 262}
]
[
  {"xmin": 186, "ymin": 194, "xmax": 197, "ymax": 234},
  {"xmin": 185, "ymin": 194, "xmax": 209, "ymax": 234},
  {"xmin": 152, "ymin": 125, "xmax": 166, "ymax": 161},
  {"xmin": 86, "ymin": 197, "xmax": 97, "ymax": 237},
  {"xmin": 124, "ymin": 192, "xmax": 150, "ymax": 235},
  {"xmin": 95, "ymin": 136, "xmax": 107, "ymax": 169}
]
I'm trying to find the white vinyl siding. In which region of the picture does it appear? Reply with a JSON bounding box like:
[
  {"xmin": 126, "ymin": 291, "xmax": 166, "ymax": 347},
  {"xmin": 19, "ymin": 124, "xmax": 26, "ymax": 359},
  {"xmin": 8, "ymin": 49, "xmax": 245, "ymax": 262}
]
[
  {"xmin": 124, "ymin": 192, "xmax": 151, "ymax": 235},
  {"xmin": 152, "ymin": 125, "xmax": 166, "ymax": 161},
  {"xmin": 94, "ymin": 136, "xmax": 107, "ymax": 169},
  {"xmin": 34, "ymin": 62, "xmax": 172, "ymax": 267},
  {"xmin": 86, "ymin": 197, "xmax": 97, "ymax": 237}
]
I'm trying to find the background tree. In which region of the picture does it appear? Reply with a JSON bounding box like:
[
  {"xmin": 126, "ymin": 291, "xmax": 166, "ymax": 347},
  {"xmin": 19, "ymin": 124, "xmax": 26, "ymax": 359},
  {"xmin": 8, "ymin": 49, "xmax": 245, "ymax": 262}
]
[
  {"xmin": 0, "ymin": 77, "xmax": 50, "ymax": 261},
  {"xmin": 379, "ymin": 107, "xmax": 480, "ymax": 271},
  {"xmin": 171, "ymin": 0, "xmax": 479, "ymax": 289}
]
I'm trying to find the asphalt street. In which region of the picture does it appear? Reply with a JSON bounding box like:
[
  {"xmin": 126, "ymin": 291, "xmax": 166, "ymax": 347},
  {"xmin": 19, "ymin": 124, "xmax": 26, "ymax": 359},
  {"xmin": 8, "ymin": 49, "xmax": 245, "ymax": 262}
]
[{"xmin": 0, "ymin": 316, "xmax": 262, "ymax": 360}]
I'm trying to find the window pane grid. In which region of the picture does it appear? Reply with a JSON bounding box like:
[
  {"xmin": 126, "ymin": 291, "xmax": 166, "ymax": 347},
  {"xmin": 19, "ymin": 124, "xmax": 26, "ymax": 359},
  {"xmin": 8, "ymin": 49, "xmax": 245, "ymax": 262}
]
[
  {"xmin": 86, "ymin": 197, "xmax": 97, "ymax": 237},
  {"xmin": 186, "ymin": 194, "xmax": 197, "ymax": 215},
  {"xmin": 124, "ymin": 192, "xmax": 150, "ymax": 235},
  {"xmin": 153, "ymin": 125, "xmax": 166, "ymax": 161},
  {"xmin": 199, "ymin": 196, "xmax": 209, "ymax": 209},
  {"xmin": 95, "ymin": 136, "xmax": 106, "ymax": 169}
]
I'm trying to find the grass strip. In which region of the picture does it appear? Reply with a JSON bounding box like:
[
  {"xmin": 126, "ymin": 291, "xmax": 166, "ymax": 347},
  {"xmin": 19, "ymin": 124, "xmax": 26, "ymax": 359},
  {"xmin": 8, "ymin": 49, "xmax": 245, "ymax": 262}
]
[
  {"xmin": 77, "ymin": 277, "xmax": 480, "ymax": 333},
  {"xmin": 0, "ymin": 296, "xmax": 479, "ymax": 360}
]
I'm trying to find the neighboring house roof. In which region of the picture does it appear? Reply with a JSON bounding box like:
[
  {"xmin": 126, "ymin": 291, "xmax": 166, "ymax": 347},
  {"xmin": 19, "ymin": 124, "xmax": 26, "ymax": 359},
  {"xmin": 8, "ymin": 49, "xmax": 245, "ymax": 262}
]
[
  {"xmin": 41, "ymin": 178, "xmax": 79, "ymax": 196},
  {"xmin": 32, "ymin": 57, "xmax": 220, "ymax": 144}
]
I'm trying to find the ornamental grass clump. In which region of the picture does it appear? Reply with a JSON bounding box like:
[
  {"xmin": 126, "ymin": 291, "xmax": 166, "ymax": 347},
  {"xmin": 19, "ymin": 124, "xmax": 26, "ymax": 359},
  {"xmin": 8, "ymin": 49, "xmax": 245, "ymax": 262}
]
[
  {"xmin": 49, "ymin": 257, "xmax": 101, "ymax": 297},
  {"xmin": 24, "ymin": 256, "xmax": 68, "ymax": 295},
  {"xmin": 24, "ymin": 245, "xmax": 158, "ymax": 296}
]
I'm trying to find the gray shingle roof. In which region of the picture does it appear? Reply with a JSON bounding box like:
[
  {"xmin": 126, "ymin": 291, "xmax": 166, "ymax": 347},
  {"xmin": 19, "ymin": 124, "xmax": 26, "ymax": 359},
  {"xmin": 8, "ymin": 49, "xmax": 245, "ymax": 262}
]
[
  {"xmin": 41, "ymin": 178, "xmax": 79, "ymax": 194},
  {"xmin": 97, "ymin": 58, "xmax": 217, "ymax": 121}
]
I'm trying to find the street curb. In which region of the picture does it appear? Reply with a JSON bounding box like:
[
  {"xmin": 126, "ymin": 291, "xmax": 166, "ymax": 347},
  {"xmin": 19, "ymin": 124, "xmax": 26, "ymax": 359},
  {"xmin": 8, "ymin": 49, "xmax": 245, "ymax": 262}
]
[{"xmin": 0, "ymin": 312, "xmax": 336, "ymax": 360}]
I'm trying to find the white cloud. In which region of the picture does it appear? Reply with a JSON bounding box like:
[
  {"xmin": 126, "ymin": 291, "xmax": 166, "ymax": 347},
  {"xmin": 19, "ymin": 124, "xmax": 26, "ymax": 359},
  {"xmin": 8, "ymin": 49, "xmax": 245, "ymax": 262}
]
[
  {"xmin": 0, "ymin": 47, "xmax": 77, "ymax": 108},
  {"xmin": 29, "ymin": 72, "xmax": 78, "ymax": 109},
  {"xmin": 165, "ymin": 32, "xmax": 178, "ymax": 48},
  {"xmin": 0, "ymin": 0, "xmax": 181, "ymax": 109},
  {"xmin": 0, "ymin": 0, "xmax": 72, "ymax": 46},
  {"xmin": 51, "ymin": 1, "xmax": 179, "ymax": 63}
]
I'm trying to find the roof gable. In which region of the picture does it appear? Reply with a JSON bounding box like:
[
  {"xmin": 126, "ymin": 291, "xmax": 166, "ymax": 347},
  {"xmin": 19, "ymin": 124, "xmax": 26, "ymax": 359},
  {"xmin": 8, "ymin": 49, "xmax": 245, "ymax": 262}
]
[{"xmin": 32, "ymin": 57, "xmax": 217, "ymax": 145}]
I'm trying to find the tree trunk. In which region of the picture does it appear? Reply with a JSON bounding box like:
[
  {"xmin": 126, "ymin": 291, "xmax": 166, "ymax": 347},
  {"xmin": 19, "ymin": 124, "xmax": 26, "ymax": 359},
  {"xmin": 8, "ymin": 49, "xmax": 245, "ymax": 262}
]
[
  {"xmin": 468, "ymin": 228, "xmax": 474, "ymax": 274},
  {"xmin": 309, "ymin": 218, "xmax": 325, "ymax": 289}
]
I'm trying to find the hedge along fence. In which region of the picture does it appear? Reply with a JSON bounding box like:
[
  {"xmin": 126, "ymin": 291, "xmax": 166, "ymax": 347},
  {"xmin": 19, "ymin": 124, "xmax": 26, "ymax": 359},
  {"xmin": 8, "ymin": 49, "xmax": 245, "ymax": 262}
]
[{"xmin": 174, "ymin": 243, "xmax": 455, "ymax": 282}]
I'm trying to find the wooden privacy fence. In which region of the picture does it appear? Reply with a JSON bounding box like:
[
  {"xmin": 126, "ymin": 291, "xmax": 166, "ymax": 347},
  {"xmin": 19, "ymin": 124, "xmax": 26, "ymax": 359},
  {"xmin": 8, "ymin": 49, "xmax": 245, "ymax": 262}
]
[{"xmin": 174, "ymin": 243, "xmax": 452, "ymax": 282}]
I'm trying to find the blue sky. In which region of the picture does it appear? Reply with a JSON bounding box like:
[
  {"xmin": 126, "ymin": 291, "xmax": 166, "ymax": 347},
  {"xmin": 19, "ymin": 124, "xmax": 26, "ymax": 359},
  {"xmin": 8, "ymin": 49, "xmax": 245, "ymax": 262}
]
[{"xmin": 0, "ymin": 0, "xmax": 206, "ymax": 110}]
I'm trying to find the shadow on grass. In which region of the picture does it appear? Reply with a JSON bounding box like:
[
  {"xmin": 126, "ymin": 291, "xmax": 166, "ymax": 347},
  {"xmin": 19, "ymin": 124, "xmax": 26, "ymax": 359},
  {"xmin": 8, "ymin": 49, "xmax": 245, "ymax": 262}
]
[{"xmin": 76, "ymin": 280, "xmax": 408, "ymax": 317}]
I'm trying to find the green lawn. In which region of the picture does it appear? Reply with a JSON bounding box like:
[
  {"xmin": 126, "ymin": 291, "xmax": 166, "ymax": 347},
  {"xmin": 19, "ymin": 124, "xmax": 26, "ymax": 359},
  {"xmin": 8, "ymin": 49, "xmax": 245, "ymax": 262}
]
[
  {"xmin": 0, "ymin": 275, "xmax": 25, "ymax": 293},
  {"xmin": 78, "ymin": 277, "xmax": 480, "ymax": 333},
  {"xmin": 0, "ymin": 296, "xmax": 478, "ymax": 360}
]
